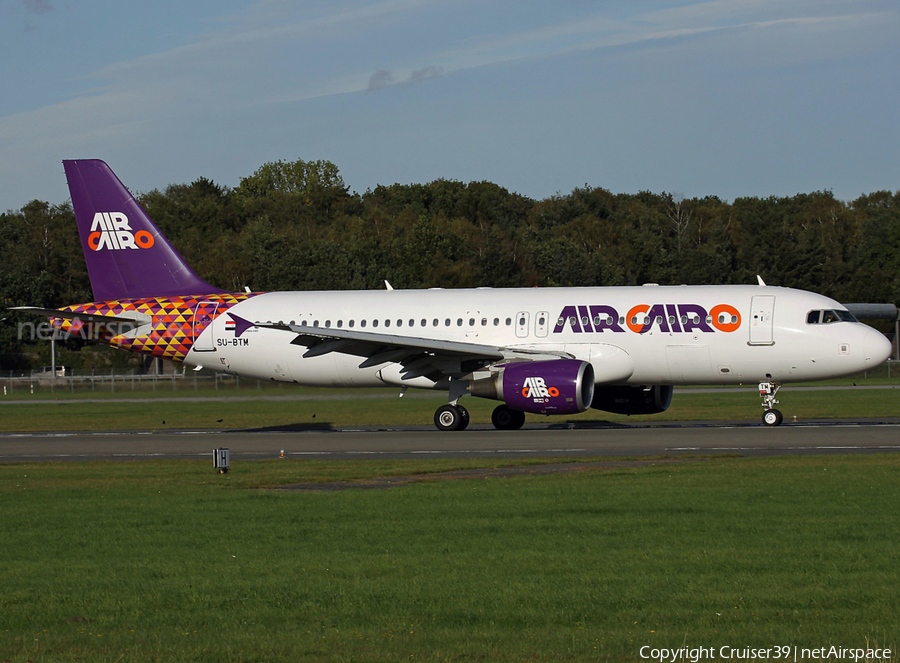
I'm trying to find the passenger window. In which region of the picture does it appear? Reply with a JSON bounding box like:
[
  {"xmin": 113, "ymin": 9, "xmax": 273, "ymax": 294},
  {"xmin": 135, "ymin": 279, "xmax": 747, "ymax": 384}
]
[
  {"xmin": 494, "ymin": 318, "xmax": 500, "ymax": 326},
  {"xmin": 301, "ymin": 320, "xmax": 308, "ymax": 327},
  {"xmin": 349, "ymin": 320, "xmax": 354, "ymax": 328},
  {"xmin": 373, "ymin": 320, "xmax": 379, "ymax": 328},
  {"xmin": 457, "ymin": 318, "xmax": 463, "ymax": 326},
  {"xmin": 445, "ymin": 319, "xmax": 451, "ymax": 326},
  {"xmin": 506, "ymin": 318, "xmax": 512, "ymax": 326},
  {"xmin": 325, "ymin": 320, "xmax": 331, "ymax": 328},
  {"xmin": 337, "ymin": 320, "xmax": 343, "ymax": 328},
  {"xmin": 396, "ymin": 319, "xmax": 402, "ymax": 327},
  {"xmin": 361, "ymin": 320, "xmax": 367, "ymax": 328},
  {"xmin": 481, "ymin": 318, "xmax": 487, "ymax": 326},
  {"xmin": 385, "ymin": 320, "xmax": 391, "ymax": 327},
  {"xmin": 468, "ymin": 318, "xmax": 475, "ymax": 326}
]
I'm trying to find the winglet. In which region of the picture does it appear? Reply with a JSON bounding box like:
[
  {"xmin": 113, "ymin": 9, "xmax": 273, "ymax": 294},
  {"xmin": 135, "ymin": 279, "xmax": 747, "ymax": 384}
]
[{"xmin": 757, "ymin": 275, "xmax": 767, "ymax": 286}]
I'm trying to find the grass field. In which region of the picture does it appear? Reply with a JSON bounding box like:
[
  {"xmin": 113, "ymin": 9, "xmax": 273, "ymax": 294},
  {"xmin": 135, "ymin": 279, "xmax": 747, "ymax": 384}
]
[
  {"xmin": 1, "ymin": 455, "xmax": 898, "ymax": 661},
  {"xmin": 0, "ymin": 384, "xmax": 898, "ymax": 432}
]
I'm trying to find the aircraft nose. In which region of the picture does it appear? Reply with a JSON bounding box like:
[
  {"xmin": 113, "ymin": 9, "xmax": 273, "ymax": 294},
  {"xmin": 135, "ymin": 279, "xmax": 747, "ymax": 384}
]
[{"xmin": 863, "ymin": 329, "xmax": 893, "ymax": 365}]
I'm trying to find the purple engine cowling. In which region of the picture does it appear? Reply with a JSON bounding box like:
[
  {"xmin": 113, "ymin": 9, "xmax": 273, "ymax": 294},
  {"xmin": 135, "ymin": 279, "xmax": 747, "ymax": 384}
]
[{"xmin": 469, "ymin": 359, "xmax": 595, "ymax": 415}]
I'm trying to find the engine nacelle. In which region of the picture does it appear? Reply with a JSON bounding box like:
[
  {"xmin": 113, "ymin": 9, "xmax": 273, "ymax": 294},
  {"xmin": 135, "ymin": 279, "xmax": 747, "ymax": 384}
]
[
  {"xmin": 469, "ymin": 359, "xmax": 595, "ymax": 415},
  {"xmin": 591, "ymin": 385, "xmax": 673, "ymax": 415}
]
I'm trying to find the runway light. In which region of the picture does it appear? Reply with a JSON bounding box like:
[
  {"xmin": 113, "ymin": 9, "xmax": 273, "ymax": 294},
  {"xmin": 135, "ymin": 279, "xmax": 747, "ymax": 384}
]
[
  {"xmin": 213, "ymin": 448, "xmax": 230, "ymax": 474},
  {"xmin": 280, "ymin": 449, "xmax": 285, "ymax": 459}
]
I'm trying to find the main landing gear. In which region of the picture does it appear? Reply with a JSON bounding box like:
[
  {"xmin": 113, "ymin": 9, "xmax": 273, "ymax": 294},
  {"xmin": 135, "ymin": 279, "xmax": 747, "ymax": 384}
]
[
  {"xmin": 491, "ymin": 404, "xmax": 526, "ymax": 430},
  {"xmin": 432, "ymin": 402, "xmax": 527, "ymax": 431},
  {"xmin": 759, "ymin": 381, "xmax": 783, "ymax": 426},
  {"xmin": 434, "ymin": 404, "xmax": 470, "ymax": 431}
]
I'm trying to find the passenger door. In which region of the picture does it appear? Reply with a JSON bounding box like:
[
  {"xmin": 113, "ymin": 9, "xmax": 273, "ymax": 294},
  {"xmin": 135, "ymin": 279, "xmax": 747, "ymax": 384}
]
[{"xmin": 749, "ymin": 296, "xmax": 775, "ymax": 345}]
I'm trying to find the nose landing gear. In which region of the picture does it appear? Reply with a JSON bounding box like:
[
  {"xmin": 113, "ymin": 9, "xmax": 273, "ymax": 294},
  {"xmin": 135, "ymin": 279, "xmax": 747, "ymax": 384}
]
[{"xmin": 759, "ymin": 381, "xmax": 783, "ymax": 426}]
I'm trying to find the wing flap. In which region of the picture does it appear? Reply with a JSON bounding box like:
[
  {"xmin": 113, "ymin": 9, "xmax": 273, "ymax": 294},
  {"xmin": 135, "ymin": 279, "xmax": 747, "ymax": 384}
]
[
  {"xmin": 257, "ymin": 322, "xmax": 506, "ymax": 361},
  {"xmin": 254, "ymin": 321, "xmax": 576, "ymax": 381}
]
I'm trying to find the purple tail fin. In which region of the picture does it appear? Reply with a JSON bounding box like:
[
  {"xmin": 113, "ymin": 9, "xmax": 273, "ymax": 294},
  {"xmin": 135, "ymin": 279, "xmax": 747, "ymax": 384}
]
[{"xmin": 64, "ymin": 159, "xmax": 225, "ymax": 302}]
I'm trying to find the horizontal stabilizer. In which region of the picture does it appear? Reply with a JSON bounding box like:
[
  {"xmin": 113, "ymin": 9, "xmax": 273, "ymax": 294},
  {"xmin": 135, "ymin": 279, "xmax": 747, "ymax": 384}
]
[{"xmin": 10, "ymin": 306, "xmax": 153, "ymax": 326}]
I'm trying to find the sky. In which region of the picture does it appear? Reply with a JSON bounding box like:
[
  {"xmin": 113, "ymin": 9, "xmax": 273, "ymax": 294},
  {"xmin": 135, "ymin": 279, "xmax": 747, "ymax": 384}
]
[{"xmin": 1, "ymin": 0, "xmax": 898, "ymax": 211}]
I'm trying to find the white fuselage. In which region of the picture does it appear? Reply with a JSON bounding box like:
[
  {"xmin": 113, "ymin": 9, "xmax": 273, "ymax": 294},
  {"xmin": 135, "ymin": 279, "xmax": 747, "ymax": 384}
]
[{"xmin": 184, "ymin": 284, "xmax": 891, "ymax": 389}]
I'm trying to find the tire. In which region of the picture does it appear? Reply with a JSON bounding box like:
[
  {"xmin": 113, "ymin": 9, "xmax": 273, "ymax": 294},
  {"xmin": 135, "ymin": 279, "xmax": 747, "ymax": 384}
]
[
  {"xmin": 434, "ymin": 404, "xmax": 464, "ymax": 431},
  {"xmin": 762, "ymin": 408, "xmax": 783, "ymax": 426},
  {"xmin": 458, "ymin": 405, "xmax": 470, "ymax": 431},
  {"xmin": 491, "ymin": 404, "xmax": 526, "ymax": 430}
]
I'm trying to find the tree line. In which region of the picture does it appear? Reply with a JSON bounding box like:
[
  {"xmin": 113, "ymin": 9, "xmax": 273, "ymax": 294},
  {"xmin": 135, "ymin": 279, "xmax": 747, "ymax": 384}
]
[{"xmin": 1, "ymin": 159, "xmax": 898, "ymax": 369}]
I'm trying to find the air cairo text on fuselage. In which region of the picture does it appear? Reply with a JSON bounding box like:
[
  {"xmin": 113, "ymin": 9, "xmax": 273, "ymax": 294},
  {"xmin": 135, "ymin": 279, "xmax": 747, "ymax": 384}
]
[{"xmin": 553, "ymin": 303, "xmax": 742, "ymax": 335}]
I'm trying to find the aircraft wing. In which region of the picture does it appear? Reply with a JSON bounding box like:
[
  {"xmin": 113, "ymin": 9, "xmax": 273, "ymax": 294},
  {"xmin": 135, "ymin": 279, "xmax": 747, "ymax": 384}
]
[
  {"xmin": 10, "ymin": 306, "xmax": 153, "ymax": 326},
  {"xmin": 253, "ymin": 320, "xmax": 570, "ymax": 381}
]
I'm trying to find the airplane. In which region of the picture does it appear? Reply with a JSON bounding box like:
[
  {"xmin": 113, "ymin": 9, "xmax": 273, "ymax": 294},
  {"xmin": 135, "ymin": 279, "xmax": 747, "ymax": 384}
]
[{"xmin": 13, "ymin": 160, "xmax": 894, "ymax": 431}]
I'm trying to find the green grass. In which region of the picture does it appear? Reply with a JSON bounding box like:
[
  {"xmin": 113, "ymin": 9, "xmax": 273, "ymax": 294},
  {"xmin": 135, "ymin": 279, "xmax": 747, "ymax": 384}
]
[
  {"xmin": 0, "ymin": 385, "xmax": 898, "ymax": 432},
  {"xmin": 0, "ymin": 455, "xmax": 898, "ymax": 661}
]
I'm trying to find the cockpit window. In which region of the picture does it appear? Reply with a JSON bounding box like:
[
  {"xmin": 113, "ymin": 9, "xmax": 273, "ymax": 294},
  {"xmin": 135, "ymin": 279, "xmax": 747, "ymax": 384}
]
[{"xmin": 806, "ymin": 309, "xmax": 858, "ymax": 325}]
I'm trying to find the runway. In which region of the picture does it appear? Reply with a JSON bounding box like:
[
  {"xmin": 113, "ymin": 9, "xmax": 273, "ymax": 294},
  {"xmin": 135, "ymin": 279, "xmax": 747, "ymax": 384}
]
[{"xmin": 1, "ymin": 419, "xmax": 899, "ymax": 462}]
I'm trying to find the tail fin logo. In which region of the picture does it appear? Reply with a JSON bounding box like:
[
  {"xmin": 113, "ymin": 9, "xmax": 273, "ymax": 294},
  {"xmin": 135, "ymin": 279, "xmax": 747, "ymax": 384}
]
[{"xmin": 87, "ymin": 212, "xmax": 155, "ymax": 251}]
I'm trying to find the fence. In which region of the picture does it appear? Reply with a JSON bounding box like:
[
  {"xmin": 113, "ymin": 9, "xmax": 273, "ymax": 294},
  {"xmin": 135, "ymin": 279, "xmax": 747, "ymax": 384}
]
[{"xmin": 0, "ymin": 368, "xmax": 277, "ymax": 396}]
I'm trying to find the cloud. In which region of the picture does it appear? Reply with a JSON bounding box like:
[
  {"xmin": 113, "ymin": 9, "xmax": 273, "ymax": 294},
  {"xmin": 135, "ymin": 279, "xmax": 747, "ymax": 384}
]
[
  {"xmin": 367, "ymin": 69, "xmax": 395, "ymax": 91},
  {"xmin": 368, "ymin": 65, "xmax": 445, "ymax": 91},
  {"xmin": 407, "ymin": 66, "xmax": 444, "ymax": 84},
  {"xmin": 23, "ymin": 0, "xmax": 53, "ymax": 14}
]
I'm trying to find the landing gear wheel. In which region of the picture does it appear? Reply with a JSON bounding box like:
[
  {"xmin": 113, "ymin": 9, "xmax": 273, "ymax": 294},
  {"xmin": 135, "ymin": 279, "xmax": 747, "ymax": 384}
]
[
  {"xmin": 457, "ymin": 405, "xmax": 470, "ymax": 431},
  {"xmin": 434, "ymin": 404, "xmax": 466, "ymax": 431},
  {"xmin": 762, "ymin": 408, "xmax": 783, "ymax": 427},
  {"xmin": 491, "ymin": 404, "xmax": 526, "ymax": 430}
]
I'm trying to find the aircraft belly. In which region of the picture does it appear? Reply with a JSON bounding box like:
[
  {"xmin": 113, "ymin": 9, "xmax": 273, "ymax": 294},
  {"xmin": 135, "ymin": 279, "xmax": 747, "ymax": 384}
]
[
  {"xmin": 190, "ymin": 332, "xmax": 383, "ymax": 387},
  {"xmin": 665, "ymin": 345, "xmax": 713, "ymax": 382}
]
